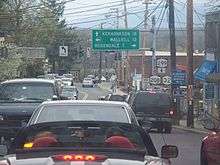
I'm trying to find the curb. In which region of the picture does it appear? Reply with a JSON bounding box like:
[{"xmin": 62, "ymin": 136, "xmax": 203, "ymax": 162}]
[{"xmin": 173, "ymin": 125, "xmax": 210, "ymax": 134}]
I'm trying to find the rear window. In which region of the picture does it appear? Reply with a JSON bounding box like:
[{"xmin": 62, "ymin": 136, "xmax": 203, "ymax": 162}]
[
  {"xmin": 36, "ymin": 105, "xmax": 129, "ymax": 124},
  {"xmin": 134, "ymin": 92, "xmax": 171, "ymax": 107}
]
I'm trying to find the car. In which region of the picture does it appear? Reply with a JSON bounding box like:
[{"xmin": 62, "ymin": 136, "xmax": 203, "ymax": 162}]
[
  {"xmin": 61, "ymin": 77, "xmax": 73, "ymax": 86},
  {"xmin": 27, "ymin": 100, "xmax": 139, "ymax": 126},
  {"xmin": 4, "ymin": 121, "xmax": 178, "ymax": 165},
  {"xmin": 0, "ymin": 79, "xmax": 60, "ymax": 145},
  {"xmin": 87, "ymin": 74, "xmax": 97, "ymax": 84},
  {"xmin": 201, "ymin": 119, "xmax": 220, "ymax": 165},
  {"xmin": 61, "ymin": 86, "xmax": 79, "ymax": 100},
  {"xmin": 82, "ymin": 78, "xmax": 94, "ymax": 87},
  {"xmin": 105, "ymin": 94, "xmax": 126, "ymax": 102},
  {"xmin": 128, "ymin": 91, "xmax": 174, "ymax": 133}
]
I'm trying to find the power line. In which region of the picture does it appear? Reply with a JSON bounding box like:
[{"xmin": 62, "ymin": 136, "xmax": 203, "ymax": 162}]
[{"xmin": 133, "ymin": 0, "xmax": 164, "ymax": 29}]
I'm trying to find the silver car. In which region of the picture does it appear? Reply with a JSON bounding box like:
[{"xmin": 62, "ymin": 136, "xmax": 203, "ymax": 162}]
[{"xmin": 28, "ymin": 100, "xmax": 139, "ymax": 126}]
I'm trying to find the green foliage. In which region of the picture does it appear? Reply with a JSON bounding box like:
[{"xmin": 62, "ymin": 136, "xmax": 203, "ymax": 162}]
[{"xmin": 0, "ymin": 57, "xmax": 22, "ymax": 81}]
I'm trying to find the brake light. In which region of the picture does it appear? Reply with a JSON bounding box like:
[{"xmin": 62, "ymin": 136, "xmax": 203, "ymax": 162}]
[
  {"xmin": 52, "ymin": 154, "xmax": 107, "ymax": 162},
  {"xmin": 23, "ymin": 142, "xmax": 33, "ymax": 148},
  {"xmin": 169, "ymin": 110, "xmax": 174, "ymax": 115}
]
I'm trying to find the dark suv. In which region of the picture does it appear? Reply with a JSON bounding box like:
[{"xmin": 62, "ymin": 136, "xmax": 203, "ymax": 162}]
[
  {"xmin": 128, "ymin": 91, "xmax": 174, "ymax": 133},
  {"xmin": 0, "ymin": 79, "xmax": 60, "ymax": 145}
]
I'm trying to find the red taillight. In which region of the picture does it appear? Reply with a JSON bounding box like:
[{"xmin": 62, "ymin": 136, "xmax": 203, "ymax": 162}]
[
  {"xmin": 52, "ymin": 154, "xmax": 107, "ymax": 162},
  {"xmin": 169, "ymin": 110, "xmax": 174, "ymax": 115}
]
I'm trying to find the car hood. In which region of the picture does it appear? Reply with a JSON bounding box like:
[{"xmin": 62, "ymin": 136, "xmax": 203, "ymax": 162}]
[
  {"xmin": 0, "ymin": 102, "xmax": 40, "ymax": 117},
  {"xmin": 3, "ymin": 155, "xmax": 170, "ymax": 165}
]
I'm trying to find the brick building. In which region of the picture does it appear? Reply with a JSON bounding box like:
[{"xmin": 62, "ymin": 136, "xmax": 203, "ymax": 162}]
[{"xmin": 119, "ymin": 51, "xmax": 204, "ymax": 84}]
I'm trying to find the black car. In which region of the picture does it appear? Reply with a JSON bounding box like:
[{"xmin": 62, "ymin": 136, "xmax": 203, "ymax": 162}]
[
  {"xmin": 0, "ymin": 79, "xmax": 60, "ymax": 145},
  {"xmin": 128, "ymin": 91, "xmax": 174, "ymax": 133},
  {"xmin": 105, "ymin": 94, "xmax": 126, "ymax": 102},
  {"xmin": 5, "ymin": 121, "xmax": 178, "ymax": 165}
]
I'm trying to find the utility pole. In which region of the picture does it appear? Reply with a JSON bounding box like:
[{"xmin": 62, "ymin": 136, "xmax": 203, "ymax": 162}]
[
  {"xmin": 142, "ymin": 0, "xmax": 150, "ymax": 81},
  {"xmin": 187, "ymin": 0, "xmax": 194, "ymax": 128},
  {"xmin": 123, "ymin": 0, "xmax": 129, "ymax": 91},
  {"xmin": 99, "ymin": 23, "xmax": 104, "ymax": 83},
  {"xmin": 152, "ymin": 15, "xmax": 157, "ymax": 76},
  {"xmin": 123, "ymin": 0, "xmax": 128, "ymax": 28},
  {"xmin": 169, "ymin": 0, "xmax": 177, "ymax": 121}
]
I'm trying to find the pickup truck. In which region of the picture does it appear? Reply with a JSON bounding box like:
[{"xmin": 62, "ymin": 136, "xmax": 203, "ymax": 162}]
[{"xmin": 0, "ymin": 79, "xmax": 60, "ymax": 146}]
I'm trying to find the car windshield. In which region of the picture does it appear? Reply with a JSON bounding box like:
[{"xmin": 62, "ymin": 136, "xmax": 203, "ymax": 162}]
[
  {"xmin": 15, "ymin": 122, "xmax": 147, "ymax": 152},
  {"xmin": 0, "ymin": 83, "xmax": 55, "ymax": 102},
  {"xmin": 35, "ymin": 105, "xmax": 129, "ymax": 124}
]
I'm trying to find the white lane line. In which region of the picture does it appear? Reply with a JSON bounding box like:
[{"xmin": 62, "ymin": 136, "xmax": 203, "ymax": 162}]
[{"xmin": 81, "ymin": 91, "xmax": 89, "ymax": 100}]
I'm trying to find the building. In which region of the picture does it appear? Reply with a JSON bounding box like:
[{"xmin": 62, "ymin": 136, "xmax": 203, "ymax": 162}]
[{"xmin": 117, "ymin": 51, "xmax": 204, "ymax": 87}]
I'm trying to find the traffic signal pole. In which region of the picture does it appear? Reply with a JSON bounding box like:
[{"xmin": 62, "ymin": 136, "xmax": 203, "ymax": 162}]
[
  {"xmin": 99, "ymin": 23, "xmax": 103, "ymax": 83},
  {"xmin": 168, "ymin": 0, "xmax": 178, "ymax": 124},
  {"xmin": 187, "ymin": 0, "xmax": 194, "ymax": 128}
]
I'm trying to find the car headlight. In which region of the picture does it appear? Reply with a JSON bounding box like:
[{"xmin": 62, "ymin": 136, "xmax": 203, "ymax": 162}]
[{"xmin": 0, "ymin": 115, "xmax": 4, "ymax": 121}]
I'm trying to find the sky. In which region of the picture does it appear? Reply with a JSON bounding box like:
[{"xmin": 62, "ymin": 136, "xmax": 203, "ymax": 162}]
[{"xmin": 63, "ymin": 0, "xmax": 215, "ymax": 29}]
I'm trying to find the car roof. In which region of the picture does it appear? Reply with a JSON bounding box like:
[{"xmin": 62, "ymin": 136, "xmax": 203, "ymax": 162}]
[
  {"xmin": 1, "ymin": 78, "xmax": 55, "ymax": 84},
  {"xmin": 41, "ymin": 100, "xmax": 130, "ymax": 107}
]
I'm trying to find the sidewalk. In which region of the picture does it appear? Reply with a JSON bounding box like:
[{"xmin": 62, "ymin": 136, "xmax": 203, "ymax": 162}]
[{"xmin": 173, "ymin": 119, "xmax": 210, "ymax": 134}]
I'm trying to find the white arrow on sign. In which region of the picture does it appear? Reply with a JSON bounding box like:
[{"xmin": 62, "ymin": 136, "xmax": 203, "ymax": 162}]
[
  {"xmin": 95, "ymin": 32, "xmax": 99, "ymax": 36},
  {"xmin": 131, "ymin": 44, "xmax": 136, "ymax": 47},
  {"xmin": 96, "ymin": 38, "xmax": 101, "ymax": 42}
]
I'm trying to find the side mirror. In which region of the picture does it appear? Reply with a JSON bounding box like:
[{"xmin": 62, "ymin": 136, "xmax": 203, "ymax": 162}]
[
  {"xmin": 161, "ymin": 145, "xmax": 178, "ymax": 159},
  {"xmin": 52, "ymin": 95, "xmax": 58, "ymax": 100}
]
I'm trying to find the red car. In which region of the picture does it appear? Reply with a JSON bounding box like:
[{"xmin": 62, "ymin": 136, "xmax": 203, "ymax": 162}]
[{"xmin": 201, "ymin": 123, "xmax": 220, "ymax": 165}]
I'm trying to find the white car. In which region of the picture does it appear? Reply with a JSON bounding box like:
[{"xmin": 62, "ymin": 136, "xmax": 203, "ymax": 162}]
[
  {"xmin": 61, "ymin": 78, "xmax": 72, "ymax": 86},
  {"xmin": 82, "ymin": 78, "xmax": 94, "ymax": 87}
]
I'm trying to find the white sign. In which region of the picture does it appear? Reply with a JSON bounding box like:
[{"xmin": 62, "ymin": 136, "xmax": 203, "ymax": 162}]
[
  {"xmin": 17, "ymin": 47, "xmax": 46, "ymax": 59},
  {"xmin": 59, "ymin": 46, "xmax": 68, "ymax": 57},
  {"xmin": 162, "ymin": 76, "xmax": 171, "ymax": 85},
  {"xmin": 86, "ymin": 47, "xmax": 91, "ymax": 58},
  {"xmin": 158, "ymin": 68, "xmax": 166, "ymax": 74},
  {"xmin": 133, "ymin": 74, "xmax": 142, "ymax": 81},
  {"xmin": 157, "ymin": 58, "xmax": 168, "ymax": 68},
  {"xmin": 150, "ymin": 76, "xmax": 161, "ymax": 85}
]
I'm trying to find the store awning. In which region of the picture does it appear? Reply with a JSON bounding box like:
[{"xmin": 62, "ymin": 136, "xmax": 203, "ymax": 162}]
[{"xmin": 194, "ymin": 60, "xmax": 217, "ymax": 81}]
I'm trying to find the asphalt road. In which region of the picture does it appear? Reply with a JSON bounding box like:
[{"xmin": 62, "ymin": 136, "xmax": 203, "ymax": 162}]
[
  {"xmin": 77, "ymin": 83, "xmax": 206, "ymax": 165},
  {"xmin": 76, "ymin": 83, "xmax": 110, "ymax": 100}
]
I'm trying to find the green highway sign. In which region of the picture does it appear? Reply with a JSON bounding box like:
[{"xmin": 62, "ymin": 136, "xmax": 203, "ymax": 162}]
[{"xmin": 92, "ymin": 29, "xmax": 140, "ymax": 51}]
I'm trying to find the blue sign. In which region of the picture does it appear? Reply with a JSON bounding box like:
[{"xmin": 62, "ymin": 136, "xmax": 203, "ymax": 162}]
[
  {"xmin": 194, "ymin": 60, "xmax": 217, "ymax": 81},
  {"xmin": 205, "ymin": 83, "xmax": 214, "ymax": 99},
  {"xmin": 172, "ymin": 70, "xmax": 187, "ymax": 86}
]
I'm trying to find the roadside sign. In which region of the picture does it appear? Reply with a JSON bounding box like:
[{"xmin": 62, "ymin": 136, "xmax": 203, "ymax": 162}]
[
  {"xmin": 150, "ymin": 76, "xmax": 161, "ymax": 85},
  {"xmin": 172, "ymin": 69, "xmax": 187, "ymax": 86},
  {"xmin": 205, "ymin": 83, "xmax": 214, "ymax": 99},
  {"xmin": 59, "ymin": 46, "xmax": 68, "ymax": 57},
  {"xmin": 133, "ymin": 74, "xmax": 142, "ymax": 81},
  {"xmin": 86, "ymin": 47, "xmax": 91, "ymax": 58},
  {"xmin": 17, "ymin": 47, "xmax": 46, "ymax": 59},
  {"xmin": 158, "ymin": 68, "xmax": 166, "ymax": 74},
  {"xmin": 156, "ymin": 58, "xmax": 168, "ymax": 68},
  {"xmin": 162, "ymin": 76, "xmax": 171, "ymax": 85},
  {"xmin": 194, "ymin": 60, "xmax": 216, "ymax": 81},
  {"xmin": 92, "ymin": 29, "xmax": 140, "ymax": 51}
]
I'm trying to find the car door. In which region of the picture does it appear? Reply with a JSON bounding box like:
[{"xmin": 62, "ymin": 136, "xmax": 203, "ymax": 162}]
[{"xmin": 206, "ymin": 132, "xmax": 220, "ymax": 164}]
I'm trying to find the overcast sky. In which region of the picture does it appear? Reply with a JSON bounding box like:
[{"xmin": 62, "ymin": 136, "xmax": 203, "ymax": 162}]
[{"xmin": 63, "ymin": 0, "xmax": 210, "ymax": 29}]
